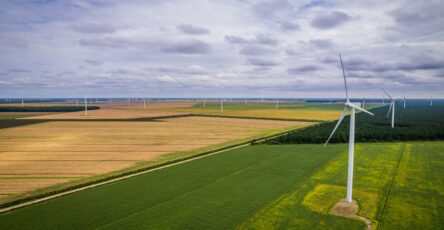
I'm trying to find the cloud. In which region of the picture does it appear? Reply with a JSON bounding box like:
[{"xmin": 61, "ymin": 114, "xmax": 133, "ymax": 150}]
[
  {"xmin": 225, "ymin": 34, "xmax": 278, "ymax": 47},
  {"xmin": 279, "ymin": 21, "xmax": 300, "ymax": 31},
  {"xmin": 252, "ymin": 0, "xmax": 292, "ymax": 17},
  {"xmin": 311, "ymin": 11, "xmax": 351, "ymax": 29},
  {"xmin": 388, "ymin": 0, "xmax": 444, "ymax": 41},
  {"xmin": 246, "ymin": 58, "xmax": 279, "ymax": 67},
  {"xmin": 85, "ymin": 59, "xmax": 103, "ymax": 66},
  {"xmin": 287, "ymin": 65, "xmax": 322, "ymax": 74},
  {"xmin": 310, "ymin": 39, "xmax": 334, "ymax": 49},
  {"xmin": 67, "ymin": 23, "xmax": 117, "ymax": 34},
  {"xmin": 176, "ymin": 23, "xmax": 210, "ymax": 34},
  {"xmin": 239, "ymin": 45, "xmax": 275, "ymax": 56},
  {"xmin": 162, "ymin": 39, "xmax": 211, "ymax": 54}
]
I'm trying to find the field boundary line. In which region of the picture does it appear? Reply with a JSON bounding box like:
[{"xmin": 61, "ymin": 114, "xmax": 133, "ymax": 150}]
[
  {"xmin": 190, "ymin": 114, "xmax": 324, "ymax": 122},
  {"xmin": 0, "ymin": 128, "xmax": 300, "ymax": 213},
  {"xmin": 376, "ymin": 143, "xmax": 406, "ymax": 230}
]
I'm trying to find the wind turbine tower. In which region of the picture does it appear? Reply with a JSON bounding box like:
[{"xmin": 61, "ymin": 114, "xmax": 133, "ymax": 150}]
[
  {"xmin": 21, "ymin": 98, "xmax": 24, "ymax": 107},
  {"xmin": 84, "ymin": 97, "xmax": 88, "ymax": 116},
  {"xmin": 362, "ymin": 96, "xmax": 365, "ymax": 109},
  {"xmin": 220, "ymin": 98, "xmax": 224, "ymax": 114},
  {"xmin": 383, "ymin": 89, "xmax": 395, "ymax": 128},
  {"xmin": 403, "ymin": 93, "xmax": 406, "ymax": 108},
  {"xmin": 324, "ymin": 53, "xmax": 374, "ymax": 203}
]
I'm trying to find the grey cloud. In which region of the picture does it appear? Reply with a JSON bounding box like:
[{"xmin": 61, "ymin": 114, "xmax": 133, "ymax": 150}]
[
  {"xmin": 144, "ymin": 65, "xmax": 208, "ymax": 75},
  {"xmin": 246, "ymin": 58, "xmax": 279, "ymax": 67},
  {"xmin": 389, "ymin": 0, "xmax": 444, "ymax": 40},
  {"xmin": 85, "ymin": 59, "xmax": 103, "ymax": 66},
  {"xmin": 7, "ymin": 68, "xmax": 31, "ymax": 73},
  {"xmin": 279, "ymin": 21, "xmax": 300, "ymax": 31},
  {"xmin": 176, "ymin": 24, "xmax": 210, "ymax": 35},
  {"xmin": 344, "ymin": 56, "xmax": 444, "ymax": 72},
  {"xmin": 225, "ymin": 34, "xmax": 278, "ymax": 47},
  {"xmin": 287, "ymin": 65, "xmax": 322, "ymax": 74},
  {"xmin": 0, "ymin": 35, "xmax": 28, "ymax": 48},
  {"xmin": 311, "ymin": 11, "xmax": 351, "ymax": 29},
  {"xmin": 225, "ymin": 36, "xmax": 249, "ymax": 44},
  {"xmin": 252, "ymin": 0, "xmax": 292, "ymax": 17},
  {"xmin": 239, "ymin": 45, "xmax": 275, "ymax": 56},
  {"xmin": 67, "ymin": 23, "xmax": 117, "ymax": 34},
  {"xmin": 162, "ymin": 39, "xmax": 211, "ymax": 54},
  {"xmin": 310, "ymin": 39, "xmax": 334, "ymax": 49},
  {"xmin": 79, "ymin": 37, "xmax": 138, "ymax": 48}
]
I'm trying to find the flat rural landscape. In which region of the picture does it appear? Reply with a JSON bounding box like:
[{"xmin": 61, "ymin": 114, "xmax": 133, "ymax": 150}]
[{"xmin": 1, "ymin": 0, "xmax": 443, "ymax": 229}]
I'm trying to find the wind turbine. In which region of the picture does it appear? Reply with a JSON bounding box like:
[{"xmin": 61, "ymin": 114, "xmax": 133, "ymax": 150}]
[
  {"xmin": 382, "ymin": 89, "xmax": 395, "ymax": 128},
  {"xmin": 324, "ymin": 53, "xmax": 374, "ymax": 203},
  {"xmin": 430, "ymin": 96, "xmax": 433, "ymax": 106},
  {"xmin": 21, "ymin": 98, "xmax": 24, "ymax": 107},
  {"xmin": 275, "ymin": 96, "xmax": 279, "ymax": 109},
  {"xmin": 203, "ymin": 98, "xmax": 206, "ymax": 108},
  {"xmin": 84, "ymin": 96, "xmax": 88, "ymax": 116},
  {"xmin": 362, "ymin": 96, "xmax": 365, "ymax": 109},
  {"xmin": 403, "ymin": 93, "xmax": 406, "ymax": 108},
  {"xmin": 220, "ymin": 98, "xmax": 224, "ymax": 114}
]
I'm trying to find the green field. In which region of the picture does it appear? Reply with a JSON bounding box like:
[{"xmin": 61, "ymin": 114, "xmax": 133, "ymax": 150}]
[
  {"xmin": 161, "ymin": 102, "xmax": 382, "ymax": 121},
  {"xmin": 1, "ymin": 142, "xmax": 443, "ymax": 229}
]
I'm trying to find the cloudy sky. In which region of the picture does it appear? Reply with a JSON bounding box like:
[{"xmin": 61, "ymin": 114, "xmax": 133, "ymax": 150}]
[{"xmin": 1, "ymin": 0, "xmax": 443, "ymax": 98}]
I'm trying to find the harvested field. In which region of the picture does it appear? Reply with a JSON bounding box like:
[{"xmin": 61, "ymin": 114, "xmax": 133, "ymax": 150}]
[
  {"xmin": 23, "ymin": 108, "xmax": 190, "ymax": 120},
  {"xmin": 168, "ymin": 108, "xmax": 342, "ymax": 121},
  {"xmin": 0, "ymin": 116, "xmax": 310, "ymax": 203}
]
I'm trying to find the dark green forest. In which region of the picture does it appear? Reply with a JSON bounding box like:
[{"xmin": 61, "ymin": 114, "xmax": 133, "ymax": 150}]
[
  {"xmin": 265, "ymin": 101, "xmax": 444, "ymax": 144},
  {"xmin": 0, "ymin": 106, "xmax": 100, "ymax": 112}
]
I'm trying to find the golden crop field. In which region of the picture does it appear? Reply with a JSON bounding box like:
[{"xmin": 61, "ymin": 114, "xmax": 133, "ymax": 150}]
[
  {"xmin": 23, "ymin": 108, "xmax": 190, "ymax": 120},
  {"xmin": 0, "ymin": 116, "xmax": 312, "ymax": 203},
  {"xmin": 166, "ymin": 108, "xmax": 342, "ymax": 121}
]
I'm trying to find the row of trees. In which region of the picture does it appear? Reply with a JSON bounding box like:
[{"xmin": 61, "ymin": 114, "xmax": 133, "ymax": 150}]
[
  {"xmin": 265, "ymin": 102, "xmax": 444, "ymax": 144},
  {"xmin": 0, "ymin": 106, "xmax": 100, "ymax": 112}
]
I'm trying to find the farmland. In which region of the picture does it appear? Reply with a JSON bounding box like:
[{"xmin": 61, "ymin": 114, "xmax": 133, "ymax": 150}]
[
  {"xmin": 1, "ymin": 142, "xmax": 442, "ymax": 229},
  {"xmin": 0, "ymin": 116, "xmax": 310, "ymax": 205},
  {"xmin": 162, "ymin": 102, "xmax": 380, "ymax": 121}
]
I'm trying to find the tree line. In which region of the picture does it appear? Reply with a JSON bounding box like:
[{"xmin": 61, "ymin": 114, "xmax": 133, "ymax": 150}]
[{"xmin": 265, "ymin": 102, "xmax": 444, "ymax": 144}]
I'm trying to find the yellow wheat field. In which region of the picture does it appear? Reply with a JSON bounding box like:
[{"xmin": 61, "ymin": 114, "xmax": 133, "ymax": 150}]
[{"xmin": 0, "ymin": 116, "xmax": 312, "ymax": 200}]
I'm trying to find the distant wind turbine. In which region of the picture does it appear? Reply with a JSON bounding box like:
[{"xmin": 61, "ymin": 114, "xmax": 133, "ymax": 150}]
[
  {"xmin": 84, "ymin": 96, "xmax": 88, "ymax": 116},
  {"xmin": 324, "ymin": 53, "xmax": 374, "ymax": 203},
  {"xmin": 21, "ymin": 98, "xmax": 24, "ymax": 107},
  {"xmin": 220, "ymin": 98, "xmax": 224, "ymax": 114},
  {"xmin": 403, "ymin": 93, "xmax": 406, "ymax": 109},
  {"xmin": 203, "ymin": 98, "xmax": 206, "ymax": 108},
  {"xmin": 276, "ymin": 97, "xmax": 279, "ymax": 109},
  {"xmin": 382, "ymin": 89, "xmax": 395, "ymax": 128},
  {"xmin": 430, "ymin": 96, "xmax": 433, "ymax": 106},
  {"xmin": 362, "ymin": 96, "xmax": 365, "ymax": 109}
]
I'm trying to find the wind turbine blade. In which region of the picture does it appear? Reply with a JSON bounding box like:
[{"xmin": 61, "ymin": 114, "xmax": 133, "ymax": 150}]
[
  {"xmin": 381, "ymin": 88, "xmax": 393, "ymax": 100},
  {"xmin": 324, "ymin": 107, "xmax": 348, "ymax": 147},
  {"xmin": 348, "ymin": 103, "xmax": 374, "ymax": 115},
  {"xmin": 339, "ymin": 53, "xmax": 349, "ymax": 101},
  {"xmin": 386, "ymin": 102, "xmax": 393, "ymax": 117}
]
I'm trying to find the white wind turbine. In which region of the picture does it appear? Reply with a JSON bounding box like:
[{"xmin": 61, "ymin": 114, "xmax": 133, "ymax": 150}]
[
  {"xmin": 382, "ymin": 89, "xmax": 395, "ymax": 128},
  {"xmin": 324, "ymin": 53, "xmax": 374, "ymax": 203},
  {"xmin": 403, "ymin": 93, "xmax": 406, "ymax": 109},
  {"xmin": 84, "ymin": 96, "xmax": 88, "ymax": 116},
  {"xmin": 220, "ymin": 98, "xmax": 224, "ymax": 114}
]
